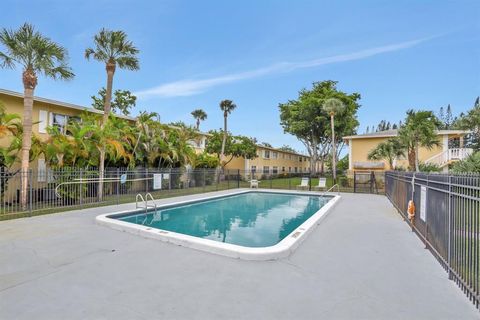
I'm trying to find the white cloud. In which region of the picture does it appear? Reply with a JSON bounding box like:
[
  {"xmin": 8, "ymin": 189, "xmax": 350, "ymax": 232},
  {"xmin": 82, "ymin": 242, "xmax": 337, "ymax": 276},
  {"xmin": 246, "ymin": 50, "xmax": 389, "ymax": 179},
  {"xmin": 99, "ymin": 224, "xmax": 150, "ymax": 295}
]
[{"xmin": 135, "ymin": 37, "xmax": 431, "ymax": 98}]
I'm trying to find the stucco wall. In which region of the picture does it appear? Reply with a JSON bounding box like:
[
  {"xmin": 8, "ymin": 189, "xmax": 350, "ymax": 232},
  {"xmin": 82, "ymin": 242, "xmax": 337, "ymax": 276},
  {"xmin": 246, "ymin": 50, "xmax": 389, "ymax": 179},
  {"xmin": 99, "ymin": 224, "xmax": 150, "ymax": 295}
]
[{"xmin": 349, "ymin": 135, "xmax": 448, "ymax": 171}]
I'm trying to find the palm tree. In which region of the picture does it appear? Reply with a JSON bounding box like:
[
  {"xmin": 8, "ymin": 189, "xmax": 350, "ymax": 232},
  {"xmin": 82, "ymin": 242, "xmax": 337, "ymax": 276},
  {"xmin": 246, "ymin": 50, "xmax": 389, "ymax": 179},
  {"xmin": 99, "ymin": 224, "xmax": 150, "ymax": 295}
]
[
  {"xmin": 398, "ymin": 110, "xmax": 440, "ymax": 172},
  {"xmin": 367, "ymin": 138, "xmax": 405, "ymax": 170},
  {"xmin": 219, "ymin": 100, "xmax": 236, "ymax": 164},
  {"xmin": 85, "ymin": 29, "xmax": 139, "ymax": 125},
  {"xmin": 85, "ymin": 28, "xmax": 139, "ymax": 198},
  {"xmin": 323, "ymin": 98, "xmax": 345, "ymax": 182},
  {"xmin": 191, "ymin": 109, "xmax": 207, "ymax": 130},
  {"xmin": 0, "ymin": 23, "xmax": 74, "ymax": 208}
]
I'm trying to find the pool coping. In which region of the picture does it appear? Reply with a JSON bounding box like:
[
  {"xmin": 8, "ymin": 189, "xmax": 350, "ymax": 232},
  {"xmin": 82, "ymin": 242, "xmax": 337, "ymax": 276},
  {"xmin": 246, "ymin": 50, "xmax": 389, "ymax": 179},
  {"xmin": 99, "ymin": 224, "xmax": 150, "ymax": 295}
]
[{"xmin": 95, "ymin": 189, "xmax": 341, "ymax": 260}]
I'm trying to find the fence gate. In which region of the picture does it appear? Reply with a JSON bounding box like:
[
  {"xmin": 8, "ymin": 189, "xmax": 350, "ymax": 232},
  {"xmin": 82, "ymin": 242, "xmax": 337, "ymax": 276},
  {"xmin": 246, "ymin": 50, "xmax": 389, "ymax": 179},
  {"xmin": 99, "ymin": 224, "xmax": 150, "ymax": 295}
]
[{"xmin": 353, "ymin": 171, "xmax": 378, "ymax": 194}]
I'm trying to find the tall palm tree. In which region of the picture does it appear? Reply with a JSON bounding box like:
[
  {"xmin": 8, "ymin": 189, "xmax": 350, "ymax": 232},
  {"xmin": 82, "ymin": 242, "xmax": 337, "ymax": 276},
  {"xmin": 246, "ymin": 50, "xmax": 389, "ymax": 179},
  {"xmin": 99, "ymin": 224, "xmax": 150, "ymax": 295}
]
[
  {"xmin": 85, "ymin": 28, "xmax": 139, "ymax": 197},
  {"xmin": 85, "ymin": 29, "xmax": 139, "ymax": 125},
  {"xmin": 191, "ymin": 109, "xmax": 207, "ymax": 130},
  {"xmin": 219, "ymin": 100, "xmax": 236, "ymax": 164},
  {"xmin": 323, "ymin": 98, "xmax": 345, "ymax": 182},
  {"xmin": 399, "ymin": 110, "xmax": 440, "ymax": 172},
  {"xmin": 0, "ymin": 23, "xmax": 74, "ymax": 208}
]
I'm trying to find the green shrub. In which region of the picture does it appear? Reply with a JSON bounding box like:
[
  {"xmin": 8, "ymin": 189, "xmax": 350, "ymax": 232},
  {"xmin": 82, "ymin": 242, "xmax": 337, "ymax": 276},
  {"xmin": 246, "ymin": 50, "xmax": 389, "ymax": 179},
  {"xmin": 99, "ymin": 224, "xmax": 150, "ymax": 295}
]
[
  {"xmin": 418, "ymin": 162, "xmax": 441, "ymax": 173},
  {"xmin": 452, "ymin": 152, "xmax": 480, "ymax": 173}
]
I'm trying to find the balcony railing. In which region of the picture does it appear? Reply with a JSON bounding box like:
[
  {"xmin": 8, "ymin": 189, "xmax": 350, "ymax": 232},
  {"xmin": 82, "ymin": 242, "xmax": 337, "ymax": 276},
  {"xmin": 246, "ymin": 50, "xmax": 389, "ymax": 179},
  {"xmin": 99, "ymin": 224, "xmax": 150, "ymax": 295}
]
[{"xmin": 425, "ymin": 148, "xmax": 473, "ymax": 167}]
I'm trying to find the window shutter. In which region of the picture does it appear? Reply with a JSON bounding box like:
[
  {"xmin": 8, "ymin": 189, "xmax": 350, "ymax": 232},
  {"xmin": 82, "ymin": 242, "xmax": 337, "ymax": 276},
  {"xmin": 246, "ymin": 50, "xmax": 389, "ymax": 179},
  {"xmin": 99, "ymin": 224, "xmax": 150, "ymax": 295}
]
[
  {"xmin": 48, "ymin": 112, "xmax": 53, "ymax": 127},
  {"xmin": 38, "ymin": 110, "xmax": 48, "ymax": 133}
]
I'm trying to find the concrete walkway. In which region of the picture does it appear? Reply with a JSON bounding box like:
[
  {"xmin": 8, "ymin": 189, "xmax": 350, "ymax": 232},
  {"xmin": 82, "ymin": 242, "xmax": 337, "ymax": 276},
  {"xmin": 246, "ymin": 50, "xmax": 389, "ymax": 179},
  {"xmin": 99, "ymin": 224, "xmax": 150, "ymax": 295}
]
[{"xmin": 0, "ymin": 191, "xmax": 477, "ymax": 319}]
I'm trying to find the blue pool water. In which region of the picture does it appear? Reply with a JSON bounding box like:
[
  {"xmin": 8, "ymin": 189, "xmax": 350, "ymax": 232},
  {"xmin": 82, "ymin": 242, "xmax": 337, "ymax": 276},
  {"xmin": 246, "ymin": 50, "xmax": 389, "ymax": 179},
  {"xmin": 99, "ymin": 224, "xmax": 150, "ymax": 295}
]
[{"xmin": 117, "ymin": 192, "xmax": 330, "ymax": 247}]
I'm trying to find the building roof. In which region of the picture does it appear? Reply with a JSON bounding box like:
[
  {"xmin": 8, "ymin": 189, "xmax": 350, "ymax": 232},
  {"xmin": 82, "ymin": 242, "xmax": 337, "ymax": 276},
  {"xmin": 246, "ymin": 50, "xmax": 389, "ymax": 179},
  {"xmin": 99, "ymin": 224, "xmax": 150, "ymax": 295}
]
[
  {"xmin": 0, "ymin": 88, "xmax": 136, "ymax": 121},
  {"xmin": 256, "ymin": 144, "xmax": 309, "ymax": 158},
  {"xmin": 343, "ymin": 129, "xmax": 470, "ymax": 140}
]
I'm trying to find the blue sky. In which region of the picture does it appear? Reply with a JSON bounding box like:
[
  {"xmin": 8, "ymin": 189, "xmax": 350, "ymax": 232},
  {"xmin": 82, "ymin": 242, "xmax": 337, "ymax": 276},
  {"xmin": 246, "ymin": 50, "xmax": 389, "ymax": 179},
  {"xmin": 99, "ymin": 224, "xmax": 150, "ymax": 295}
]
[{"xmin": 1, "ymin": 0, "xmax": 479, "ymax": 153}]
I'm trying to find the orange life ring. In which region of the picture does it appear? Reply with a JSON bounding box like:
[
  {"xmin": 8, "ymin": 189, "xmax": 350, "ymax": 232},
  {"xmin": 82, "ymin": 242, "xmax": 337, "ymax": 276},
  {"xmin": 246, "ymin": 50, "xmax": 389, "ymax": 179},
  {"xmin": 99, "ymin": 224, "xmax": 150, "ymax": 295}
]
[{"xmin": 407, "ymin": 200, "xmax": 415, "ymax": 221}]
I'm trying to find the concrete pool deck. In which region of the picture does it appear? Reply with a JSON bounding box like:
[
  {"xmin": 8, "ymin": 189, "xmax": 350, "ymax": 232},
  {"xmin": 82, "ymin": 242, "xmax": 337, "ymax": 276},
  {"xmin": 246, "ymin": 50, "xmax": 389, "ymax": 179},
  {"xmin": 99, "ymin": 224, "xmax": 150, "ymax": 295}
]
[{"xmin": 0, "ymin": 190, "xmax": 477, "ymax": 319}]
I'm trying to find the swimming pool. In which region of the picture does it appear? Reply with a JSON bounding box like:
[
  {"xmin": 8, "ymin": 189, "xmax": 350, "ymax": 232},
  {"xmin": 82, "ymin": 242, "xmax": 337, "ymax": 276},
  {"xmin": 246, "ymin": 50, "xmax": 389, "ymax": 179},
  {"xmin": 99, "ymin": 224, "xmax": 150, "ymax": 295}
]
[{"xmin": 97, "ymin": 190, "xmax": 340, "ymax": 260}]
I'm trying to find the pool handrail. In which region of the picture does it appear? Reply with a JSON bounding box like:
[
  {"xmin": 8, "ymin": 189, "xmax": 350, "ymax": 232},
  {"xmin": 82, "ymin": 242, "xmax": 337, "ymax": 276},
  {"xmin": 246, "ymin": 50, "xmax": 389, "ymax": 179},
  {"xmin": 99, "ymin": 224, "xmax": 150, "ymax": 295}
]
[
  {"xmin": 135, "ymin": 193, "xmax": 146, "ymax": 209},
  {"xmin": 320, "ymin": 184, "xmax": 340, "ymax": 197}
]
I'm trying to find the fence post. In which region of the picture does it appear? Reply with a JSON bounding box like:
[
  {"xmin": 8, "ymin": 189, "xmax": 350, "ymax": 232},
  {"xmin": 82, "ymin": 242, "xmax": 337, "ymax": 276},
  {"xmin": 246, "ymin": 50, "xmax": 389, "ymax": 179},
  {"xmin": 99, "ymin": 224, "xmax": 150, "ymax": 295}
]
[
  {"xmin": 227, "ymin": 170, "xmax": 230, "ymax": 189},
  {"xmin": 354, "ymin": 171, "xmax": 357, "ymax": 193},
  {"xmin": 116, "ymin": 168, "xmax": 120, "ymax": 205},
  {"xmin": 289, "ymin": 177, "xmax": 291, "ymax": 190},
  {"xmin": 270, "ymin": 174, "xmax": 272, "ymax": 189},
  {"xmin": 145, "ymin": 168, "xmax": 149, "ymax": 193},
  {"xmin": 425, "ymin": 174, "xmax": 429, "ymax": 249},
  {"xmin": 203, "ymin": 168, "xmax": 206, "ymax": 191},
  {"xmin": 79, "ymin": 169, "xmax": 83, "ymax": 207},
  {"xmin": 169, "ymin": 168, "xmax": 172, "ymax": 190},
  {"xmin": 28, "ymin": 169, "xmax": 32, "ymax": 215},
  {"xmin": 447, "ymin": 174, "xmax": 453, "ymax": 280},
  {"xmin": 237, "ymin": 169, "xmax": 240, "ymax": 189}
]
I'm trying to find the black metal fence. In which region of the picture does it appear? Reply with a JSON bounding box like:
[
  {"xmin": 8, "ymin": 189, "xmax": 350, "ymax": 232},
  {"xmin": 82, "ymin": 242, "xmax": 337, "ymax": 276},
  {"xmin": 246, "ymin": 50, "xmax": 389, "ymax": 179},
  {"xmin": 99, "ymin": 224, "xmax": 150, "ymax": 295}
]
[
  {"xmin": 0, "ymin": 167, "xmax": 384, "ymax": 220},
  {"xmin": 0, "ymin": 168, "xmax": 243, "ymax": 219},
  {"xmin": 385, "ymin": 171, "xmax": 480, "ymax": 308}
]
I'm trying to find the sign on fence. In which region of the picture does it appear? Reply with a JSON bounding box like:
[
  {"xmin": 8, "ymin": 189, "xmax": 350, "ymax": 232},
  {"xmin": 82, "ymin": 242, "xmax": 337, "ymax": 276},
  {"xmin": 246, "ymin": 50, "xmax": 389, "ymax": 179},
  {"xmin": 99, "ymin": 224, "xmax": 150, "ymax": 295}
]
[
  {"xmin": 153, "ymin": 174, "xmax": 162, "ymax": 190},
  {"xmin": 420, "ymin": 185, "xmax": 427, "ymax": 221}
]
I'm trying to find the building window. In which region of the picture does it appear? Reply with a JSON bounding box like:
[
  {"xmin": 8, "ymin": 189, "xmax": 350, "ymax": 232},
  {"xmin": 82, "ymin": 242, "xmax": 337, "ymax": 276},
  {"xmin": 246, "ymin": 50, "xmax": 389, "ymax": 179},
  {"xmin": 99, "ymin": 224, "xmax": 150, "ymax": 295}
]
[
  {"xmin": 299, "ymin": 156, "xmax": 302, "ymax": 162},
  {"xmin": 52, "ymin": 113, "xmax": 68, "ymax": 133},
  {"xmin": 51, "ymin": 113, "xmax": 80, "ymax": 135},
  {"xmin": 263, "ymin": 166, "xmax": 270, "ymax": 174},
  {"xmin": 272, "ymin": 152, "xmax": 278, "ymax": 159},
  {"xmin": 294, "ymin": 167, "xmax": 298, "ymax": 173},
  {"xmin": 282, "ymin": 166, "xmax": 285, "ymax": 172},
  {"xmin": 272, "ymin": 166, "xmax": 278, "ymax": 174},
  {"xmin": 264, "ymin": 150, "xmax": 270, "ymax": 159},
  {"xmin": 251, "ymin": 166, "xmax": 257, "ymax": 173},
  {"xmin": 299, "ymin": 167, "xmax": 302, "ymax": 173},
  {"xmin": 288, "ymin": 167, "xmax": 292, "ymax": 172}
]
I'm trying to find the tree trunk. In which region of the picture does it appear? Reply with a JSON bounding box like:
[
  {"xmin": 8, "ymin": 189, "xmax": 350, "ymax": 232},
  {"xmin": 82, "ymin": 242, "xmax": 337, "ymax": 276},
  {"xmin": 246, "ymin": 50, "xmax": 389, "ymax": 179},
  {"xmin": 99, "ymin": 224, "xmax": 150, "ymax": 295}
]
[
  {"xmin": 408, "ymin": 148, "xmax": 416, "ymax": 171},
  {"xmin": 330, "ymin": 114, "xmax": 337, "ymax": 182},
  {"xmin": 103, "ymin": 63, "xmax": 116, "ymax": 126},
  {"xmin": 20, "ymin": 70, "xmax": 37, "ymax": 209},
  {"xmin": 196, "ymin": 119, "xmax": 200, "ymax": 130},
  {"xmin": 220, "ymin": 114, "xmax": 227, "ymax": 165},
  {"xmin": 98, "ymin": 62, "xmax": 115, "ymax": 200},
  {"xmin": 414, "ymin": 143, "xmax": 420, "ymax": 172}
]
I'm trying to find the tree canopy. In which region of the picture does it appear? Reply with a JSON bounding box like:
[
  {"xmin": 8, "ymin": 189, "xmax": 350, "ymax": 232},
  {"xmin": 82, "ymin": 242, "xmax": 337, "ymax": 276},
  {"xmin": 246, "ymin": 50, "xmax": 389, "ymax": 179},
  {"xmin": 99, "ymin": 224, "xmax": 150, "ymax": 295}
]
[
  {"xmin": 367, "ymin": 138, "xmax": 405, "ymax": 170},
  {"xmin": 205, "ymin": 130, "xmax": 257, "ymax": 167},
  {"xmin": 92, "ymin": 88, "xmax": 136, "ymax": 116},
  {"xmin": 457, "ymin": 97, "xmax": 480, "ymax": 151},
  {"xmin": 278, "ymin": 145, "xmax": 297, "ymax": 153},
  {"xmin": 398, "ymin": 110, "xmax": 441, "ymax": 171},
  {"xmin": 278, "ymin": 80, "xmax": 360, "ymax": 173}
]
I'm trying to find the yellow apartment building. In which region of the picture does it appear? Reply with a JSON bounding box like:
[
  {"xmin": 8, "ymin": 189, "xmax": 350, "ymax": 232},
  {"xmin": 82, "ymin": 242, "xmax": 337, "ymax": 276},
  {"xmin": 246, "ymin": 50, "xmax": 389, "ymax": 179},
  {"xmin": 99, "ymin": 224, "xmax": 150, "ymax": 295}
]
[
  {"xmin": 343, "ymin": 129, "xmax": 472, "ymax": 173},
  {"xmin": 224, "ymin": 145, "xmax": 311, "ymax": 176},
  {"xmin": 0, "ymin": 88, "xmax": 210, "ymax": 167},
  {"xmin": 0, "ymin": 88, "xmax": 308, "ymax": 180},
  {"xmin": 0, "ymin": 88, "xmax": 142, "ymax": 172}
]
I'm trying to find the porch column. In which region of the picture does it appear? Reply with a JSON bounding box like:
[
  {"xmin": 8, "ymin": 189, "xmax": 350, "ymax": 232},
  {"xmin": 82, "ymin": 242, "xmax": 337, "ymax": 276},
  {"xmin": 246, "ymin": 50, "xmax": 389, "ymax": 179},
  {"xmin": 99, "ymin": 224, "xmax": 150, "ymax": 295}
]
[
  {"xmin": 460, "ymin": 136, "xmax": 464, "ymax": 148},
  {"xmin": 443, "ymin": 135, "xmax": 449, "ymax": 153}
]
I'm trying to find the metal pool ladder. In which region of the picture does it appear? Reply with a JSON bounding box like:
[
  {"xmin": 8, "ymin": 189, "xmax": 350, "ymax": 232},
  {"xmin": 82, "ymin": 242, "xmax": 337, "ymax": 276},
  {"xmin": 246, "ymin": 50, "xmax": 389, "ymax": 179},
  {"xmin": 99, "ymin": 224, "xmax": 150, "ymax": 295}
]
[
  {"xmin": 135, "ymin": 193, "xmax": 158, "ymax": 224},
  {"xmin": 320, "ymin": 184, "xmax": 340, "ymax": 197}
]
